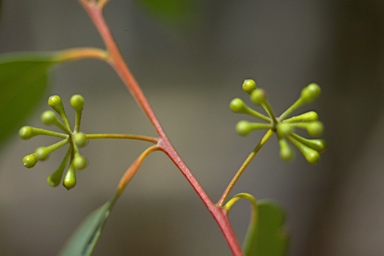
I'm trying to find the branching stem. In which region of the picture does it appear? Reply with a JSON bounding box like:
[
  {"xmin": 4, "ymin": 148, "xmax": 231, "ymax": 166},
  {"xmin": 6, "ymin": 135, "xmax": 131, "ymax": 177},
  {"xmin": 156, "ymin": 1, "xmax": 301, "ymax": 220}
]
[
  {"xmin": 217, "ymin": 130, "xmax": 274, "ymax": 207},
  {"xmin": 78, "ymin": 1, "xmax": 251, "ymax": 255}
]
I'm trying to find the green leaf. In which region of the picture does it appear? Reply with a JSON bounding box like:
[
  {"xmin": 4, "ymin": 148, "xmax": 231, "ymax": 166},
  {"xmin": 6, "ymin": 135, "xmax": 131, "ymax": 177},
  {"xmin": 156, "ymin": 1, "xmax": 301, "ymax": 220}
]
[
  {"xmin": 59, "ymin": 201, "xmax": 113, "ymax": 256},
  {"xmin": 134, "ymin": 0, "xmax": 198, "ymax": 26},
  {"xmin": 243, "ymin": 200, "xmax": 289, "ymax": 256},
  {"xmin": 0, "ymin": 53, "xmax": 59, "ymax": 148}
]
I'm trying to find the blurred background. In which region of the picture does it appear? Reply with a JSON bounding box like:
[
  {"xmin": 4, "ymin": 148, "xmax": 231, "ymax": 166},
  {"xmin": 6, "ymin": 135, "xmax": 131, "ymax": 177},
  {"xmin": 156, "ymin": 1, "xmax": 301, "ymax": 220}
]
[{"xmin": 1, "ymin": 0, "xmax": 384, "ymax": 255}]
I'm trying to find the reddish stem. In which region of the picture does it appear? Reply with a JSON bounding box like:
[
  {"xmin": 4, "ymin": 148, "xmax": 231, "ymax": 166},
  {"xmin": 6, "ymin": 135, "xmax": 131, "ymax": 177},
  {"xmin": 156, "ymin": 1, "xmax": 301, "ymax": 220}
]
[{"xmin": 79, "ymin": 1, "xmax": 243, "ymax": 255}]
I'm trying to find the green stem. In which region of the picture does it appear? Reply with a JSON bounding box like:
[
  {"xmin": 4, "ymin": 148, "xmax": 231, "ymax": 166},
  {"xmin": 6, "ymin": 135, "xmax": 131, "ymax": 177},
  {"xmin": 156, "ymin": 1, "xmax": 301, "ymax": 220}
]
[
  {"xmin": 224, "ymin": 193, "xmax": 259, "ymax": 256},
  {"xmin": 85, "ymin": 133, "xmax": 158, "ymax": 144},
  {"xmin": 55, "ymin": 47, "xmax": 109, "ymax": 63},
  {"xmin": 278, "ymin": 98, "xmax": 304, "ymax": 121},
  {"xmin": 247, "ymin": 108, "xmax": 271, "ymax": 123},
  {"xmin": 74, "ymin": 110, "xmax": 82, "ymax": 133},
  {"xmin": 32, "ymin": 127, "xmax": 68, "ymax": 139},
  {"xmin": 261, "ymin": 101, "xmax": 277, "ymax": 126},
  {"xmin": 45, "ymin": 138, "xmax": 70, "ymax": 154},
  {"xmin": 217, "ymin": 130, "xmax": 274, "ymax": 207}
]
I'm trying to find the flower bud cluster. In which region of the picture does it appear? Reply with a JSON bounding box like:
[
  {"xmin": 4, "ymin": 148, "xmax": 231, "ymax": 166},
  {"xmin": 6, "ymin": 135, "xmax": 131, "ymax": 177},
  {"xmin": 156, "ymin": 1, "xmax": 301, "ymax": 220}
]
[
  {"xmin": 19, "ymin": 94, "xmax": 88, "ymax": 189},
  {"xmin": 230, "ymin": 80, "xmax": 326, "ymax": 164}
]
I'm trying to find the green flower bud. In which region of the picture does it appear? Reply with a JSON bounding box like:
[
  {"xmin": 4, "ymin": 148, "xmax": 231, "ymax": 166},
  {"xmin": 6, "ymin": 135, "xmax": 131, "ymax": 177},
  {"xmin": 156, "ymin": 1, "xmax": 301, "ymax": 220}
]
[
  {"xmin": 288, "ymin": 136, "xmax": 320, "ymax": 164},
  {"xmin": 301, "ymin": 83, "xmax": 320, "ymax": 103},
  {"xmin": 73, "ymin": 132, "xmax": 87, "ymax": 148},
  {"xmin": 41, "ymin": 110, "xmax": 57, "ymax": 125},
  {"xmin": 250, "ymin": 88, "xmax": 266, "ymax": 105},
  {"xmin": 290, "ymin": 133, "xmax": 326, "ymax": 152},
  {"xmin": 19, "ymin": 126, "xmax": 34, "ymax": 140},
  {"xmin": 48, "ymin": 95, "xmax": 65, "ymax": 114},
  {"xmin": 47, "ymin": 163, "xmax": 67, "ymax": 187},
  {"xmin": 236, "ymin": 121, "xmax": 271, "ymax": 136},
  {"xmin": 242, "ymin": 79, "xmax": 256, "ymax": 94},
  {"xmin": 282, "ymin": 111, "xmax": 318, "ymax": 123},
  {"xmin": 236, "ymin": 121, "xmax": 252, "ymax": 136},
  {"xmin": 310, "ymin": 139, "xmax": 326, "ymax": 152},
  {"xmin": 299, "ymin": 144, "xmax": 320, "ymax": 164},
  {"xmin": 279, "ymin": 138, "xmax": 294, "ymax": 161},
  {"xmin": 41, "ymin": 110, "xmax": 71, "ymax": 134},
  {"xmin": 277, "ymin": 123, "xmax": 294, "ymax": 137},
  {"xmin": 48, "ymin": 95, "xmax": 71, "ymax": 130},
  {"xmin": 22, "ymin": 154, "xmax": 38, "ymax": 168},
  {"xmin": 307, "ymin": 121, "xmax": 324, "ymax": 137},
  {"xmin": 70, "ymin": 94, "xmax": 84, "ymax": 111},
  {"xmin": 73, "ymin": 155, "xmax": 87, "ymax": 170},
  {"xmin": 230, "ymin": 98, "xmax": 246, "ymax": 113},
  {"xmin": 35, "ymin": 147, "xmax": 49, "ymax": 161},
  {"xmin": 63, "ymin": 164, "xmax": 76, "ymax": 190}
]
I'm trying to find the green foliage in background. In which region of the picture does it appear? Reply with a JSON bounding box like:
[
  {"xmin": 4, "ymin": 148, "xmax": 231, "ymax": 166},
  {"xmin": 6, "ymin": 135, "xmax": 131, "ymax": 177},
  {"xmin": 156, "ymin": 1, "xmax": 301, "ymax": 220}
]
[{"xmin": 0, "ymin": 53, "xmax": 58, "ymax": 148}]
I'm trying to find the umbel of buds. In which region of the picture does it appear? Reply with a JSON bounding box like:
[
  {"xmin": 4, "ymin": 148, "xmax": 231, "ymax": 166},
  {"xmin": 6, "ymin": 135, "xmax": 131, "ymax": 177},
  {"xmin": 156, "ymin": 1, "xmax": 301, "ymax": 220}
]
[
  {"xmin": 230, "ymin": 80, "xmax": 326, "ymax": 164},
  {"xmin": 19, "ymin": 94, "xmax": 88, "ymax": 190}
]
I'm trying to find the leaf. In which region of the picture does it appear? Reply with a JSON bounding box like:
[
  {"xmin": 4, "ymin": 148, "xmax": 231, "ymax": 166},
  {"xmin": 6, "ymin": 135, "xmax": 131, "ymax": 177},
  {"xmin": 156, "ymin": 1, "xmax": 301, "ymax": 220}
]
[
  {"xmin": 243, "ymin": 200, "xmax": 289, "ymax": 256},
  {"xmin": 0, "ymin": 53, "xmax": 59, "ymax": 148},
  {"xmin": 59, "ymin": 201, "xmax": 113, "ymax": 256},
  {"xmin": 134, "ymin": 0, "xmax": 198, "ymax": 26}
]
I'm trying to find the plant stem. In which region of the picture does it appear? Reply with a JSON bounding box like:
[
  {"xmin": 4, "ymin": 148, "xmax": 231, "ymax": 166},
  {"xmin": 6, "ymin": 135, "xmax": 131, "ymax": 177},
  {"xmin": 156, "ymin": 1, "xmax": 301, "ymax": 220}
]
[
  {"xmin": 56, "ymin": 47, "xmax": 109, "ymax": 62},
  {"xmin": 79, "ymin": 1, "xmax": 243, "ymax": 254},
  {"xmin": 115, "ymin": 145, "xmax": 160, "ymax": 199},
  {"xmin": 85, "ymin": 133, "xmax": 158, "ymax": 144},
  {"xmin": 217, "ymin": 130, "xmax": 274, "ymax": 207}
]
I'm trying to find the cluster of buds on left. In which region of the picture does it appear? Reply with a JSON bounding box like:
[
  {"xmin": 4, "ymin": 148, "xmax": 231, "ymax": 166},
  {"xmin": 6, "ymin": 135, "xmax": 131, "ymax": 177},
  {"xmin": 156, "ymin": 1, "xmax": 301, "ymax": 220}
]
[
  {"xmin": 230, "ymin": 80, "xmax": 326, "ymax": 164},
  {"xmin": 19, "ymin": 94, "xmax": 88, "ymax": 190}
]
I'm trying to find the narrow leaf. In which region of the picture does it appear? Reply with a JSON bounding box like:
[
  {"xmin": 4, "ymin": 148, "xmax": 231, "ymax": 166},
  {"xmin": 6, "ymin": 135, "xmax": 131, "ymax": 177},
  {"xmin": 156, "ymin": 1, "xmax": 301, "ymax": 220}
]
[
  {"xmin": 0, "ymin": 53, "xmax": 59, "ymax": 147},
  {"xmin": 59, "ymin": 201, "xmax": 113, "ymax": 256},
  {"xmin": 134, "ymin": 0, "xmax": 198, "ymax": 26},
  {"xmin": 243, "ymin": 200, "xmax": 289, "ymax": 256}
]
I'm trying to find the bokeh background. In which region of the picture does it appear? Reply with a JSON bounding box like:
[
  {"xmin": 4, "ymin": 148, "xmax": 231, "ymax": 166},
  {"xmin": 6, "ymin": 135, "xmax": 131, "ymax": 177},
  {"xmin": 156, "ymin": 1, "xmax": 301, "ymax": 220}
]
[{"xmin": 1, "ymin": 0, "xmax": 384, "ymax": 255}]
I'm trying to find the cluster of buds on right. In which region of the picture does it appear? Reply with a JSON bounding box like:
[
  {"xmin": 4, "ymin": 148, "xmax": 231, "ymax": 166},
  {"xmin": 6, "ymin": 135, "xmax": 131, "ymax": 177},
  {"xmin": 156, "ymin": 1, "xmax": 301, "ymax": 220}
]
[
  {"xmin": 19, "ymin": 94, "xmax": 88, "ymax": 190},
  {"xmin": 230, "ymin": 80, "xmax": 326, "ymax": 164}
]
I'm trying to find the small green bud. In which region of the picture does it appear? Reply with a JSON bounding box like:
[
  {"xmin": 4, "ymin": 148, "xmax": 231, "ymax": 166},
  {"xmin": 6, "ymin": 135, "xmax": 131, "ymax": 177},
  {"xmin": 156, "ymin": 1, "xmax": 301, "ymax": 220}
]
[
  {"xmin": 48, "ymin": 95, "xmax": 64, "ymax": 113},
  {"xmin": 279, "ymin": 139, "xmax": 294, "ymax": 161},
  {"xmin": 242, "ymin": 79, "xmax": 256, "ymax": 94},
  {"xmin": 236, "ymin": 121, "xmax": 271, "ymax": 136},
  {"xmin": 41, "ymin": 110, "xmax": 57, "ymax": 125},
  {"xmin": 299, "ymin": 145, "xmax": 320, "ymax": 164},
  {"xmin": 250, "ymin": 88, "xmax": 266, "ymax": 105},
  {"xmin": 22, "ymin": 154, "xmax": 38, "ymax": 168},
  {"xmin": 73, "ymin": 155, "xmax": 87, "ymax": 170},
  {"xmin": 35, "ymin": 147, "xmax": 49, "ymax": 160},
  {"xmin": 236, "ymin": 121, "xmax": 252, "ymax": 136},
  {"xmin": 290, "ymin": 133, "xmax": 327, "ymax": 152},
  {"xmin": 307, "ymin": 121, "xmax": 324, "ymax": 137},
  {"xmin": 41, "ymin": 110, "xmax": 71, "ymax": 134},
  {"xmin": 47, "ymin": 164, "xmax": 66, "ymax": 187},
  {"xmin": 282, "ymin": 111, "xmax": 318, "ymax": 123},
  {"xmin": 48, "ymin": 95, "xmax": 71, "ymax": 130},
  {"xmin": 73, "ymin": 132, "xmax": 87, "ymax": 148},
  {"xmin": 19, "ymin": 126, "xmax": 34, "ymax": 140},
  {"xmin": 301, "ymin": 83, "xmax": 321, "ymax": 103},
  {"xmin": 311, "ymin": 139, "xmax": 326, "ymax": 152},
  {"xmin": 277, "ymin": 123, "xmax": 294, "ymax": 137},
  {"xmin": 70, "ymin": 94, "xmax": 84, "ymax": 111},
  {"xmin": 63, "ymin": 165, "xmax": 76, "ymax": 190},
  {"xmin": 306, "ymin": 139, "xmax": 326, "ymax": 152},
  {"xmin": 230, "ymin": 98, "xmax": 246, "ymax": 113},
  {"xmin": 289, "ymin": 137, "xmax": 320, "ymax": 164}
]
